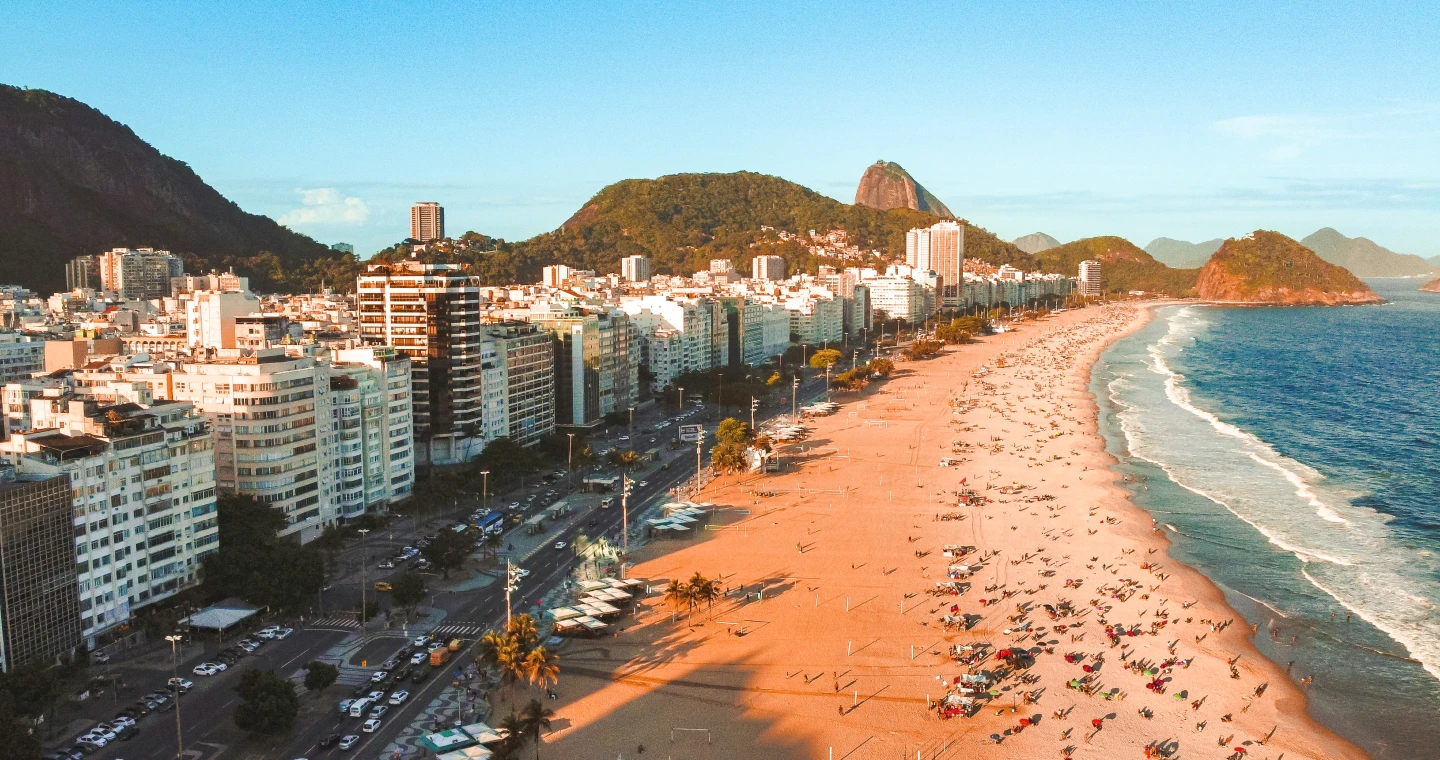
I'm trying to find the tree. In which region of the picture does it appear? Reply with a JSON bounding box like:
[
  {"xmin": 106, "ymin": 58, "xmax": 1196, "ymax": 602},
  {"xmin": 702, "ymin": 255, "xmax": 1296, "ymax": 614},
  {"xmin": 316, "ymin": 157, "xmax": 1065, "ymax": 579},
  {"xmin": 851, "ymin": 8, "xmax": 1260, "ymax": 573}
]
[
  {"xmin": 808, "ymin": 348, "xmax": 842, "ymax": 369},
  {"xmin": 473, "ymin": 437, "xmax": 539, "ymax": 490},
  {"xmin": 390, "ymin": 571, "xmax": 428, "ymax": 617},
  {"xmin": 423, "ymin": 528, "xmax": 472, "ymax": 579},
  {"xmin": 518, "ymin": 698, "xmax": 556, "ymax": 759},
  {"xmin": 903, "ymin": 339, "xmax": 944, "ymax": 360},
  {"xmin": 233, "ymin": 669, "xmax": 299, "ymax": 736},
  {"xmin": 688, "ymin": 572, "xmax": 722, "ymax": 618},
  {"xmin": 497, "ymin": 711, "xmax": 530, "ymax": 758},
  {"xmin": 521, "ymin": 647, "xmax": 560, "ymax": 692},
  {"xmin": 714, "ymin": 417, "xmax": 751, "ymax": 445},
  {"xmin": 711, "ymin": 441, "xmax": 748, "ymax": 472},
  {"xmin": 663, "ymin": 579, "xmax": 690, "ymax": 622},
  {"xmin": 868, "ymin": 358, "xmax": 895, "ymax": 377},
  {"xmin": 303, "ymin": 661, "xmax": 338, "ymax": 692},
  {"xmin": 201, "ymin": 495, "xmax": 324, "ymax": 612}
]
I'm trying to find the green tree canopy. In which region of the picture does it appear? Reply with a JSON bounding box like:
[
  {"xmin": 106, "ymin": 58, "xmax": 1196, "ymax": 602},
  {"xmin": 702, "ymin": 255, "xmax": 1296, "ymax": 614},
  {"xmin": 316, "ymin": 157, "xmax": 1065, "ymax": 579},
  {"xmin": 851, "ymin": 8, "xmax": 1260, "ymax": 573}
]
[
  {"xmin": 423, "ymin": 529, "xmax": 473, "ymax": 579},
  {"xmin": 201, "ymin": 495, "xmax": 324, "ymax": 611},
  {"xmin": 233, "ymin": 669, "xmax": 299, "ymax": 736},
  {"xmin": 711, "ymin": 441, "xmax": 748, "ymax": 472},
  {"xmin": 303, "ymin": 661, "xmax": 338, "ymax": 692},
  {"xmin": 808, "ymin": 348, "xmax": 842, "ymax": 369},
  {"xmin": 390, "ymin": 571, "xmax": 428, "ymax": 612},
  {"xmin": 714, "ymin": 418, "xmax": 751, "ymax": 445}
]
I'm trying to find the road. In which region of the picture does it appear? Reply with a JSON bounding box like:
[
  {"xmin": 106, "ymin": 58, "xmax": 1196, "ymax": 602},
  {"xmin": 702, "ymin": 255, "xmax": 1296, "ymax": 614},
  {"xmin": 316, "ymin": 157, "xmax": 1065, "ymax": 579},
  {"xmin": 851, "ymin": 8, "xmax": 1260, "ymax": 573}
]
[{"xmin": 75, "ymin": 373, "xmax": 836, "ymax": 760}]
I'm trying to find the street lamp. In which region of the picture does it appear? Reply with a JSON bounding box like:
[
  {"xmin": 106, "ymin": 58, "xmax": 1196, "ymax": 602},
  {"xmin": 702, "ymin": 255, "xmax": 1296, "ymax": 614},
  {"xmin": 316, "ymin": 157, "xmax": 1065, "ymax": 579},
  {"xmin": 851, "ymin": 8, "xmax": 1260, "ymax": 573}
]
[
  {"xmin": 566, "ymin": 433, "xmax": 575, "ymax": 491},
  {"xmin": 694, "ymin": 429, "xmax": 705, "ymax": 497},
  {"xmin": 627, "ymin": 406, "xmax": 634, "ymax": 443},
  {"xmin": 357, "ymin": 528, "xmax": 370, "ymax": 629},
  {"xmin": 749, "ymin": 397, "xmax": 758, "ymax": 434},
  {"xmin": 620, "ymin": 474, "xmax": 632, "ymax": 577},
  {"xmin": 479, "ymin": 471, "xmax": 490, "ymax": 514},
  {"xmin": 791, "ymin": 377, "xmax": 800, "ymax": 423},
  {"xmin": 164, "ymin": 634, "xmax": 183, "ymax": 759},
  {"xmin": 676, "ymin": 386, "xmax": 684, "ymax": 413}
]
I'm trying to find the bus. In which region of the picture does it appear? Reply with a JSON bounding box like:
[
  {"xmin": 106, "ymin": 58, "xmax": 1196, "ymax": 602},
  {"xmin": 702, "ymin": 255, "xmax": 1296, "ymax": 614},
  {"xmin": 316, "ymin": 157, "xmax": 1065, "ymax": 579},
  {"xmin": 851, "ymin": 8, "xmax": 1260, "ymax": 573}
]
[{"xmin": 479, "ymin": 512, "xmax": 505, "ymax": 535}]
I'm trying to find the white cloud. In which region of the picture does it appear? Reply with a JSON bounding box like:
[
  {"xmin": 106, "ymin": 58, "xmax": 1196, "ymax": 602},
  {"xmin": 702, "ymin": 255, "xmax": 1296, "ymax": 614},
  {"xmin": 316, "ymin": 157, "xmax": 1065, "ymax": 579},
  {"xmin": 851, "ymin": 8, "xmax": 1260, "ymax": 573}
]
[{"xmin": 278, "ymin": 188, "xmax": 370, "ymax": 226}]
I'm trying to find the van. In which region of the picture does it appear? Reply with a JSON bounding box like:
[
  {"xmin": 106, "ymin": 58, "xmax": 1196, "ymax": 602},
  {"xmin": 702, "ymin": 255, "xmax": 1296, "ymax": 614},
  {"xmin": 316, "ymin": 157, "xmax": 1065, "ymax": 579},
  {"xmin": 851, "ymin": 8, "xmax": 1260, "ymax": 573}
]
[
  {"xmin": 348, "ymin": 697, "xmax": 371, "ymax": 718},
  {"xmin": 600, "ymin": 497, "xmax": 614, "ymax": 509}
]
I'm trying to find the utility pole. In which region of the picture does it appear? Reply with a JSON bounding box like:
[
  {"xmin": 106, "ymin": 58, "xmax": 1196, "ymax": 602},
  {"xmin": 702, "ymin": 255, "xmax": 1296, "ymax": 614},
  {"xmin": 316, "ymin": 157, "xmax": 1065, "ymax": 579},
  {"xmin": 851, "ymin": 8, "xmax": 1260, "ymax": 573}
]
[
  {"xmin": 165, "ymin": 635, "xmax": 183, "ymax": 760},
  {"xmin": 749, "ymin": 397, "xmax": 758, "ymax": 434},
  {"xmin": 825, "ymin": 364, "xmax": 831, "ymax": 402},
  {"xmin": 677, "ymin": 386, "xmax": 684, "ymax": 413},
  {"xmin": 357, "ymin": 528, "xmax": 370, "ymax": 629},
  {"xmin": 792, "ymin": 377, "xmax": 800, "ymax": 423},
  {"xmin": 620, "ymin": 474, "xmax": 632, "ymax": 577},
  {"xmin": 479, "ymin": 470, "xmax": 489, "ymax": 514},
  {"xmin": 566, "ymin": 433, "xmax": 575, "ymax": 492}
]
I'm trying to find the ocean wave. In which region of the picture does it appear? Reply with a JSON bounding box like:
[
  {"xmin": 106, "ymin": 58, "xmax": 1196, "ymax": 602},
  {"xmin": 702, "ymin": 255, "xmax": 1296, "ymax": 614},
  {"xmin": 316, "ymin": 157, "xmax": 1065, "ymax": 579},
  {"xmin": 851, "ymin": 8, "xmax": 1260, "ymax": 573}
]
[{"xmin": 1109, "ymin": 306, "xmax": 1440, "ymax": 684}]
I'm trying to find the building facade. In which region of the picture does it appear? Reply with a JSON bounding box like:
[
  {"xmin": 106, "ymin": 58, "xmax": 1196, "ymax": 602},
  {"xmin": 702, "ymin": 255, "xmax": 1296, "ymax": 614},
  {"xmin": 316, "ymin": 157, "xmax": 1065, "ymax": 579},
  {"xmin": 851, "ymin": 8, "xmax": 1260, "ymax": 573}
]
[
  {"xmin": 66, "ymin": 255, "xmax": 101, "ymax": 292},
  {"xmin": 620, "ymin": 255, "xmax": 651, "ymax": 283},
  {"xmin": 752, "ymin": 255, "xmax": 786, "ymax": 281},
  {"xmin": 0, "ymin": 469, "xmax": 81, "ymax": 670},
  {"xmin": 484, "ymin": 322, "xmax": 555, "ymax": 446},
  {"xmin": 906, "ymin": 222, "xmax": 964, "ymax": 307},
  {"xmin": 410, "ymin": 202, "xmax": 445, "ymax": 242},
  {"xmin": 97, "ymin": 248, "xmax": 185, "ymax": 300},
  {"xmin": 358, "ymin": 262, "xmax": 484, "ymax": 465},
  {"xmin": 331, "ymin": 347, "xmax": 416, "ymax": 515},
  {"xmin": 1079, "ymin": 260, "xmax": 1103, "ymax": 297},
  {"xmin": 0, "ymin": 332, "xmax": 44, "ymax": 384}
]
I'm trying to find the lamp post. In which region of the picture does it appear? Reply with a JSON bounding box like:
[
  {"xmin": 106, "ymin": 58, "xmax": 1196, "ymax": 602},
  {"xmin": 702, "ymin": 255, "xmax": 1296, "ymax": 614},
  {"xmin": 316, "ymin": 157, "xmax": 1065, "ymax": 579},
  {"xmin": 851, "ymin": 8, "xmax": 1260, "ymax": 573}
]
[
  {"xmin": 694, "ymin": 430, "xmax": 705, "ymax": 497},
  {"xmin": 164, "ymin": 634, "xmax": 183, "ymax": 759},
  {"xmin": 791, "ymin": 377, "xmax": 800, "ymax": 423},
  {"xmin": 627, "ymin": 406, "xmax": 634, "ymax": 443},
  {"xmin": 357, "ymin": 528, "xmax": 370, "ymax": 629},
  {"xmin": 749, "ymin": 397, "xmax": 758, "ymax": 434},
  {"xmin": 566, "ymin": 433, "xmax": 575, "ymax": 492},
  {"xmin": 620, "ymin": 474, "xmax": 632, "ymax": 576},
  {"xmin": 479, "ymin": 471, "xmax": 489, "ymax": 514},
  {"xmin": 676, "ymin": 386, "xmax": 684, "ymax": 413}
]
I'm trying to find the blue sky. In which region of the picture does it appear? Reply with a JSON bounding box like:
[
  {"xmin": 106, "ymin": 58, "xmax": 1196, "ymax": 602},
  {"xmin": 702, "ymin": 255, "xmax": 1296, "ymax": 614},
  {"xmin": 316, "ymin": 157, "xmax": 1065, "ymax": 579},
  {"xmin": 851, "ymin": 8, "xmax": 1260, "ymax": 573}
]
[{"xmin": 3, "ymin": 1, "xmax": 1438, "ymax": 257}]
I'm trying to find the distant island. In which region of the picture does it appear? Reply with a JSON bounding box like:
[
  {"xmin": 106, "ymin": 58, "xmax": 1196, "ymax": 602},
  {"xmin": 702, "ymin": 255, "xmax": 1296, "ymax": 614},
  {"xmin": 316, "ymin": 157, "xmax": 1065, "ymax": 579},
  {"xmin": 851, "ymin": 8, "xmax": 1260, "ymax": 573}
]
[
  {"xmin": 1197, "ymin": 230, "xmax": 1384, "ymax": 305},
  {"xmin": 1422, "ymin": 277, "xmax": 1440, "ymax": 294}
]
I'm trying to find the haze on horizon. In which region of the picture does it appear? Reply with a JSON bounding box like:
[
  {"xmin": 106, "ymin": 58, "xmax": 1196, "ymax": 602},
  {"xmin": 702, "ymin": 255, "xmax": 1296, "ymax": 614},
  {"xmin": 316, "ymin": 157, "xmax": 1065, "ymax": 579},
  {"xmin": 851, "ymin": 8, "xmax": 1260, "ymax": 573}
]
[{"xmin": 2, "ymin": 0, "xmax": 1436, "ymax": 258}]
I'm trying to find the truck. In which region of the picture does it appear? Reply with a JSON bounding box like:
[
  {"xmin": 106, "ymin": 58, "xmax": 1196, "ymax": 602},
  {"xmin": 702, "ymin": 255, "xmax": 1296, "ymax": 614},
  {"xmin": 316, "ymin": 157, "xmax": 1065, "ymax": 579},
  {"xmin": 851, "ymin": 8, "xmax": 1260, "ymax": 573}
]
[{"xmin": 429, "ymin": 647, "xmax": 452, "ymax": 667}]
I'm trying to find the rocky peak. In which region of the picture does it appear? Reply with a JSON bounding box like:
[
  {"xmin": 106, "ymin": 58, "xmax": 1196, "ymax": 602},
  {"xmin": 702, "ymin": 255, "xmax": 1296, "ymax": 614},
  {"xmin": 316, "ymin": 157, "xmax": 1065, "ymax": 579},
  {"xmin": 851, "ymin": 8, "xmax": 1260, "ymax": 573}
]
[{"xmin": 853, "ymin": 161, "xmax": 952, "ymax": 217}]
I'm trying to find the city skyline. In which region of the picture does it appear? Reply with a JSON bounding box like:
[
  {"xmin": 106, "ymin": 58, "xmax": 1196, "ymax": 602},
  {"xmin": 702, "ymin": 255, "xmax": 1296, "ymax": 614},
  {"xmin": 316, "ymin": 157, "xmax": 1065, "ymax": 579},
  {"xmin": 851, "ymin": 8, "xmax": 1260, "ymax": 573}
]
[{"xmin": 2, "ymin": 2, "xmax": 1437, "ymax": 257}]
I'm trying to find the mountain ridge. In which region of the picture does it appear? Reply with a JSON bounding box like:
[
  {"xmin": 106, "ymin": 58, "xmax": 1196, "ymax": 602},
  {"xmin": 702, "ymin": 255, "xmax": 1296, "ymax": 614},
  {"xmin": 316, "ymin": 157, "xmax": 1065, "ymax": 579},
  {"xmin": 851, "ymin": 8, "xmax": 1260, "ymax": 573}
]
[
  {"xmin": 1197, "ymin": 230, "xmax": 1382, "ymax": 305},
  {"xmin": 1300, "ymin": 227, "xmax": 1437, "ymax": 278},
  {"xmin": 1013, "ymin": 232, "xmax": 1061, "ymax": 254},
  {"xmin": 0, "ymin": 84, "xmax": 349, "ymax": 294},
  {"xmin": 1033, "ymin": 236, "xmax": 1199, "ymax": 297},
  {"xmin": 1144, "ymin": 237, "xmax": 1225, "ymax": 268},
  {"xmin": 853, "ymin": 161, "xmax": 952, "ymax": 217}
]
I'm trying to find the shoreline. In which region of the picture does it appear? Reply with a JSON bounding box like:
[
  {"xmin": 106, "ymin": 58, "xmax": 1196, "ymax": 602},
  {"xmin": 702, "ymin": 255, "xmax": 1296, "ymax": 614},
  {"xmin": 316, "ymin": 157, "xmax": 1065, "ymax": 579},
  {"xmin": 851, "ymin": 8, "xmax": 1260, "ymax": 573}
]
[{"xmin": 536, "ymin": 303, "xmax": 1368, "ymax": 759}]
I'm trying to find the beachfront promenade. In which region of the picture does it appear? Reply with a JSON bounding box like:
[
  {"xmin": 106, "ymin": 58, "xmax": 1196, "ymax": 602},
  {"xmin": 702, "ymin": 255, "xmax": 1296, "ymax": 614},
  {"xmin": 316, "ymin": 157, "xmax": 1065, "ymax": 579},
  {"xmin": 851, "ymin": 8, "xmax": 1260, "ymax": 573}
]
[{"xmin": 534, "ymin": 304, "xmax": 1367, "ymax": 760}]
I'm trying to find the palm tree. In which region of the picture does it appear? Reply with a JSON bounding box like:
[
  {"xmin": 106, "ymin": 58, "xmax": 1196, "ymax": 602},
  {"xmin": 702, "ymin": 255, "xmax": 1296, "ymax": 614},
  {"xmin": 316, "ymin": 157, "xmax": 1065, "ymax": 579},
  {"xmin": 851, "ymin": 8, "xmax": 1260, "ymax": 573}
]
[
  {"xmin": 663, "ymin": 579, "xmax": 689, "ymax": 623},
  {"xmin": 522, "ymin": 646, "xmax": 560, "ymax": 693},
  {"xmin": 690, "ymin": 576, "xmax": 722, "ymax": 619},
  {"xmin": 484, "ymin": 532, "xmax": 503, "ymax": 560},
  {"xmin": 507, "ymin": 613, "xmax": 539, "ymax": 651},
  {"xmin": 497, "ymin": 710, "xmax": 530, "ymax": 759},
  {"xmin": 518, "ymin": 698, "xmax": 555, "ymax": 759}
]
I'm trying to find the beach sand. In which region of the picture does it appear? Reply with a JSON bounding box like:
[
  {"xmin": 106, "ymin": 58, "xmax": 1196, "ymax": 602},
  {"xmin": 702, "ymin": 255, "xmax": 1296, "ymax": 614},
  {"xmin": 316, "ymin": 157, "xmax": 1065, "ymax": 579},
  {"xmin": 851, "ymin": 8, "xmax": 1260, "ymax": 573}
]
[{"xmin": 532, "ymin": 304, "xmax": 1368, "ymax": 760}]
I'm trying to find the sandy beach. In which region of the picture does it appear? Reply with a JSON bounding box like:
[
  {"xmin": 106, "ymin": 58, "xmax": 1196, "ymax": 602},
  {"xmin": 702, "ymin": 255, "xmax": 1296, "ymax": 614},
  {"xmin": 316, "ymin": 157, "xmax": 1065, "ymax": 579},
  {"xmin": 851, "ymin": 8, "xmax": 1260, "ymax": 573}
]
[{"xmin": 535, "ymin": 303, "xmax": 1369, "ymax": 760}]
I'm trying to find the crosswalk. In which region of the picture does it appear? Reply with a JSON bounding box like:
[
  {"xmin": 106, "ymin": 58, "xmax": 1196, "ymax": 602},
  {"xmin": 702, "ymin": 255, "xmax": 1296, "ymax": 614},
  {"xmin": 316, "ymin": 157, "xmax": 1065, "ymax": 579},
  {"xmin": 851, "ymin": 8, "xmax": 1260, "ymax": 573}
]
[
  {"xmin": 307, "ymin": 616, "xmax": 360, "ymax": 629},
  {"xmin": 430, "ymin": 623, "xmax": 486, "ymax": 636}
]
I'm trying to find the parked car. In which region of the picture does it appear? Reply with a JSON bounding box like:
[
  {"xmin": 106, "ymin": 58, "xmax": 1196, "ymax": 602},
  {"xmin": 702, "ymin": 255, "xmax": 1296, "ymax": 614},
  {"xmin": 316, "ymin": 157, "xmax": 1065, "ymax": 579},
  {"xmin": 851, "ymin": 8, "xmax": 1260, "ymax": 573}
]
[
  {"xmin": 339, "ymin": 734, "xmax": 360, "ymax": 750},
  {"xmin": 192, "ymin": 663, "xmax": 219, "ymax": 676},
  {"xmin": 272, "ymin": 627, "xmax": 293, "ymax": 639},
  {"xmin": 167, "ymin": 677, "xmax": 194, "ymax": 691}
]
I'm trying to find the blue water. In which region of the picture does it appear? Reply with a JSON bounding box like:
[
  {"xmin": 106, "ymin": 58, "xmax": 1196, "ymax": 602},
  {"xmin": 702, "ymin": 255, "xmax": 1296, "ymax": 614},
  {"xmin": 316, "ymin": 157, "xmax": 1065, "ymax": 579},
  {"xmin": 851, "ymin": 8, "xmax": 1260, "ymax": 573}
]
[{"xmin": 1092, "ymin": 278, "xmax": 1440, "ymax": 759}]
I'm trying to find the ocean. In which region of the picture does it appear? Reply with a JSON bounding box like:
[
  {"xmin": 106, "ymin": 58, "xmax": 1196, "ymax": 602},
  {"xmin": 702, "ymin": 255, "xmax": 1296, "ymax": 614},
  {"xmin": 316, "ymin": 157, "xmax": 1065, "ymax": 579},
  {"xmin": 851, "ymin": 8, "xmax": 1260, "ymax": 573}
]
[{"xmin": 1092, "ymin": 278, "xmax": 1440, "ymax": 759}]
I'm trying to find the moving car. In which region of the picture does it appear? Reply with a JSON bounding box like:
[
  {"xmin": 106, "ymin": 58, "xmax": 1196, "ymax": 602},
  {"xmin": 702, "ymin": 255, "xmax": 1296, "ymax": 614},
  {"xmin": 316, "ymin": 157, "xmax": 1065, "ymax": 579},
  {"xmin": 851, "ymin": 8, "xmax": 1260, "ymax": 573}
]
[
  {"xmin": 368, "ymin": 705, "xmax": 387, "ymax": 719},
  {"xmin": 369, "ymin": 671, "xmax": 388, "ymax": 683},
  {"xmin": 554, "ymin": 541, "xmax": 567, "ymax": 551},
  {"xmin": 362, "ymin": 718, "xmax": 381, "ymax": 733},
  {"xmin": 318, "ymin": 733, "xmax": 342, "ymax": 749},
  {"xmin": 377, "ymin": 559, "xmax": 395, "ymax": 569},
  {"xmin": 374, "ymin": 581, "xmax": 392, "ymax": 592},
  {"xmin": 409, "ymin": 652, "xmax": 426, "ymax": 665},
  {"xmin": 387, "ymin": 689, "xmax": 409, "ymax": 705},
  {"xmin": 338, "ymin": 734, "xmax": 360, "ymax": 750}
]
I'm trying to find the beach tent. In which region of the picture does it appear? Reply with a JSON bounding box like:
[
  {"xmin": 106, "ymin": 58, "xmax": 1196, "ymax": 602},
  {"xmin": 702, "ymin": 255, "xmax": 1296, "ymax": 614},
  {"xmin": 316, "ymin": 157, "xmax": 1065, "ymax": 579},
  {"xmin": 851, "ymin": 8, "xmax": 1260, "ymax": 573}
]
[
  {"xmin": 549, "ymin": 607, "xmax": 582, "ymax": 621},
  {"xmin": 578, "ymin": 580, "xmax": 609, "ymax": 592},
  {"xmin": 459, "ymin": 723, "xmax": 506, "ymax": 745},
  {"xmin": 438, "ymin": 747, "xmax": 493, "ymax": 760}
]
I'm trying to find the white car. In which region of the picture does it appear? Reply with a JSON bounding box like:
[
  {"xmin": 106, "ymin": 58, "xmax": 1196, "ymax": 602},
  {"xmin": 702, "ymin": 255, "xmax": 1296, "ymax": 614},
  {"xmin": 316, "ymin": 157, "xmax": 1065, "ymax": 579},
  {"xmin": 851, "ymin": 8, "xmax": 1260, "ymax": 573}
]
[
  {"xmin": 412, "ymin": 636, "xmax": 429, "ymax": 648},
  {"xmin": 77, "ymin": 736, "xmax": 107, "ymax": 748},
  {"xmin": 426, "ymin": 642, "xmax": 443, "ymax": 653},
  {"xmin": 338, "ymin": 698, "xmax": 355, "ymax": 714},
  {"xmin": 514, "ymin": 568, "xmax": 530, "ymax": 578},
  {"xmin": 369, "ymin": 671, "xmax": 388, "ymax": 683},
  {"xmin": 369, "ymin": 704, "xmax": 388, "ymax": 719},
  {"xmin": 366, "ymin": 690, "xmax": 385, "ymax": 703},
  {"xmin": 509, "ymin": 502, "xmax": 520, "ymax": 509},
  {"xmin": 387, "ymin": 689, "xmax": 409, "ymax": 705},
  {"xmin": 168, "ymin": 677, "xmax": 194, "ymax": 690},
  {"xmin": 362, "ymin": 718, "xmax": 381, "ymax": 733},
  {"xmin": 339, "ymin": 734, "xmax": 360, "ymax": 750},
  {"xmin": 192, "ymin": 663, "xmax": 219, "ymax": 676},
  {"xmin": 256, "ymin": 625, "xmax": 281, "ymax": 639},
  {"xmin": 554, "ymin": 541, "xmax": 567, "ymax": 551},
  {"xmin": 273, "ymin": 627, "xmax": 293, "ymax": 639},
  {"xmin": 409, "ymin": 652, "xmax": 426, "ymax": 665},
  {"xmin": 638, "ymin": 481, "xmax": 648, "ymax": 487}
]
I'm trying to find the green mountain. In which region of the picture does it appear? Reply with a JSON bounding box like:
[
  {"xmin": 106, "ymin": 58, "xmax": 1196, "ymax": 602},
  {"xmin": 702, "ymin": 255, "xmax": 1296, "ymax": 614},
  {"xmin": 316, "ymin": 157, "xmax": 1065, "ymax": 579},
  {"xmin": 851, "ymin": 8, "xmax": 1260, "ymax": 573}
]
[
  {"xmin": 1144, "ymin": 237, "xmax": 1225, "ymax": 268},
  {"xmin": 1300, "ymin": 227, "xmax": 1437, "ymax": 278},
  {"xmin": 1012, "ymin": 232, "xmax": 1061, "ymax": 254},
  {"xmin": 1034, "ymin": 236, "xmax": 1199, "ymax": 296},
  {"xmin": 405, "ymin": 172, "xmax": 1033, "ymax": 285},
  {"xmin": 0, "ymin": 85, "xmax": 352, "ymax": 294},
  {"xmin": 853, "ymin": 160, "xmax": 953, "ymax": 217},
  {"xmin": 1197, "ymin": 230, "xmax": 1382, "ymax": 305}
]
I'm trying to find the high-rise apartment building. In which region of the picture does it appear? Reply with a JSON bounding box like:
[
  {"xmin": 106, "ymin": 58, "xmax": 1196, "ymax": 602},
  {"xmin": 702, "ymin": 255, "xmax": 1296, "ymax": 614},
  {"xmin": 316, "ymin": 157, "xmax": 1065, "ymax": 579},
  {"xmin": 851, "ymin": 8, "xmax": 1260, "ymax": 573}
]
[
  {"xmin": 0, "ymin": 392, "xmax": 217, "ymax": 645},
  {"xmin": 484, "ymin": 322, "xmax": 556, "ymax": 447},
  {"xmin": 752, "ymin": 255, "xmax": 786, "ymax": 281},
  {"xmin": 530, "ymin": 305, "xmax": 636, "ymax": 427},
  {"xmin": 185, "ymin": 290, "xmax": 261, "ymax": 350},
  {"xmin": 358, "ymin": 262, "xmax": 485, "ymax": 465},
  {"xmin": 410, "ymin": 202, "xmax": 445, "ymax": 242},
  {"xmin": 0, "ymin": 332, "xmax": 44, "ymax": 384},
  {"xmin": 0, "ymin": 468, "xmax": 81, "ymax": 670},
  {"xmin": 905, "ymin": 222, "xmax": 964, "ymax": 307},
  {"xmin": 66, "ymin": 255, "xmax": 101, "ymax": 292},
  {"xmin": 1078, "ymin": 260, "xmax": 1103, "ymax": 297},
  {"xmin": 97, "ymin": 248, "xmax": 185, "ymax": 300},
  {"xmin": 620, "ymin": 255, "xmax": 651, "ymax": 283},
  {"xmin": 330, "ymin": 347, "xmax": 416, "ymax": 517}
]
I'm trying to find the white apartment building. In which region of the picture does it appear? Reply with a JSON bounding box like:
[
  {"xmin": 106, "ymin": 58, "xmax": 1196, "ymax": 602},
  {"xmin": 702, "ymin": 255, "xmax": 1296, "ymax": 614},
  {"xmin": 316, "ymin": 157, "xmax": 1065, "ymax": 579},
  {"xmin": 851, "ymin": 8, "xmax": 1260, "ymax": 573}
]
[
  {"xmin": 185, "ymin": 290, "xmax": 260, "ymax": 350},
  {"xmin": 0, "ymin": 332, "xmax": 44, "ymax": 383},
  {"xmin": 618, "ymin": 295, "xmax": 725, "ymax": 379},
  {"xmin": 784, "ymin": 291, "xmax": 844, "ymax": 345},
  {"xmin": 864, "ymin": 274, "xmax": 928, "ymax": 324},
  {"xmin": 752, "ymin": 255, "xmax": 786, "ymax": 281},
  {"xmin": 330, "ymin": 347, "xmax": 415, "ymax": 517},
  {"xmin": 906, "ymin": 221, "xmax": 965, "ymax": 307},
  {"xmin": 620, "ymin": 255, "xmax": 651, "ymax": 283},
  {"xmin": 0, "ymin": 391, "xmax": 218, "ymax": 646},
  {"xmin": 1079, "ymin": 260, "xmax": 1103, "ymax": 297},
  {"xmin": 97, "ymin": 248, "xmax": 186, "ymax": 300},
  {"xmin": 483, "ymin": 322, "xmax": 555, "ymax": 446}
]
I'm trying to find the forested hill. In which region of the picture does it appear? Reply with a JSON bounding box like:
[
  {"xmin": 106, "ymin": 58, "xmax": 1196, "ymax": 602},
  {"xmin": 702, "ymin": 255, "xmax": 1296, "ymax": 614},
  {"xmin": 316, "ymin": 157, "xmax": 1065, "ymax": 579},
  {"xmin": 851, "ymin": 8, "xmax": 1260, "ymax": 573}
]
[
  {"xmin": 0, "ymin": 85, "xmax": 355, "ymax": 294},
  {"xmin": 379, "ymin": 172, "xmax": 1037, "ymax": 285},
  {"xmin": 1035, "ymin": 236, "xmax": 1201, "ymax": 296}
]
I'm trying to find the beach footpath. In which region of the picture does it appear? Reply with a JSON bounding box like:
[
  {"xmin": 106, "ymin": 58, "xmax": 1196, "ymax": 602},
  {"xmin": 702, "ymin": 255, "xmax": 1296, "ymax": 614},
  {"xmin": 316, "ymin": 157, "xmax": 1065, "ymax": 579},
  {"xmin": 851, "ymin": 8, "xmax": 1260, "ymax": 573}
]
[{"xmin": 534, "ymin": 304, "xmax": 1369, "ymax": 760}]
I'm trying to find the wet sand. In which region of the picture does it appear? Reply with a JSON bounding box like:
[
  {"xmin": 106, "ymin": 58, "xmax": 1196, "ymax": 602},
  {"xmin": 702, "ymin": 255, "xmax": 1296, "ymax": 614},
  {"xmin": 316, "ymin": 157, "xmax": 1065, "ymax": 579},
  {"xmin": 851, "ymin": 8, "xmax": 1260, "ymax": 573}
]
[{"xmin": 535, "ymin": 304, "xmax": 1368, "ymax": 760}]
